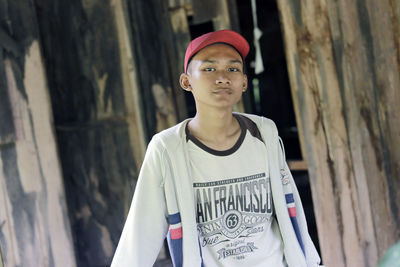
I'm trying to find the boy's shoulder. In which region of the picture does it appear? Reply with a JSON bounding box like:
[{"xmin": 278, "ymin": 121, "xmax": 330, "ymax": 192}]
[
  {"xmin": 150, "ymin": 119, "xmax": 190, "ymax": 150},
  {"xmin": 234, "ymin": 112, "xmax": 278, "ymax": 133}
]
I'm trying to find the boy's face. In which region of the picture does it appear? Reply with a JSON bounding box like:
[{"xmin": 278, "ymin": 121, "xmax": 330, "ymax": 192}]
[{"xmin": 180, "ymin": 43, "xmax": 248, "ymax": 110}]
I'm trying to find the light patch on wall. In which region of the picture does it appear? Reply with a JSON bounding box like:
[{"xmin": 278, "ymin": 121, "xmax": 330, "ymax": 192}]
[
  {"xmin": 112, "ymin": 0, "xmax": 147, "ymax": 163},
  {"xmin": 22, "ymin": 40, "xmax": 77, "ymax": 266},
  {"xmin": 4, "ymin": 58, "xmax": 42, "ymax": 192},
  {"xmin": 99, "ymin": 223, "xmax": 113, "ymax": 258},
  {"xmin": 152, "ymin": 83, "xmax": 177, "ymax": 132},
  {"xmin": 0, "ymin": 156, "xmax": 20, "ymax": 267},
  {"xmin": 93, "ymin": 66, "xmax": 112, "ymax": 118}
]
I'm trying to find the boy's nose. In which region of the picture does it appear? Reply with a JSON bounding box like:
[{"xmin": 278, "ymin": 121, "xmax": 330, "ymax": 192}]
[{"xmin": 216, "ymin": 75, "xmax": 231, "ymax": 85}]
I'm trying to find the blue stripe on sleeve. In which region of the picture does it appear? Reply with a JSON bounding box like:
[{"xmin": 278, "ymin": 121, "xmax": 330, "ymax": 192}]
[
  {"xmin": 198, "ymin": 236, "xmax": 204, "ymax": 267},
  {"xmin": 285, "ymin": 193, "xmax": 294, "ymax": 203},
  {"xmin": 167, "ymin": 231, "xmax": 183, "ymax": 267},
  {"xmin": 290, "ymin": 217, "xmax": 305, "ymax": 255},
  {"xmin": 168, "ymin": 212, "xmax": 181, "ymax": 224}
]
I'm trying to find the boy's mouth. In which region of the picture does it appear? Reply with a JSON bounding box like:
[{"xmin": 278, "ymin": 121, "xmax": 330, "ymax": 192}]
[{"xmin": 213, "ymin": 88, "xmax": 232, "ymax": 94}]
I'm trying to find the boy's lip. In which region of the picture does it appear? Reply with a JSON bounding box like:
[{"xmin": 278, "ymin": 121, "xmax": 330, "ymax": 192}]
[{"xmin": 213, "ymin": 88, "xmax": 232, "ymax": 94}]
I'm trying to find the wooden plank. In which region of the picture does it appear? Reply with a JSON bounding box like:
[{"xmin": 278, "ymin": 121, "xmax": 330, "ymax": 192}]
[
  {"xmin": 225, "ymin": 0, "xmax": 241, "ymax": 32},
  {"xmin": 0, "ymin": 245, "xmax": 4, "ymax": 267},
  {"xmin": 192, "ymin": 0, "xmax": 218, "ymax": 23},
  {"xmin": 112, "ymin": 0, "xmax": 148, "ymax": 166},
  {"xmin": 168, "ymin": 0, "xmax": 191, "ymax": 9},
  {"xmin": 363, "ymin": 1, "xmax": 400, "ymax": 250},
  {"xmin": 0, "ymin": 146, "xmax": 20, "ymax": 267},
  {"xmin": 276, "ymin": 0, "xmax": 400, "ymax": 266},
  {"xmin": 0, "ymin": 49, "xmax": 17, "ymax": 145},
  {"xmin": 0, "ymin": 2, "xmax": 77, "ymax": 265},
  {"xmin": 34, "ymin": 0, "xmax": 184, "ymax": 265},
  {"xmin": 287, "ymin": 160, "xmax": 307, "ymax": 171},
  {"xmin": 212, "ymin": 0, "xmax": 231, "ymax": 30},
  {"xmin": 126, "ymin": 0, "xmax": 179, "ymax": 136},
  {"xmin": 169, "ymin": 7, "xmax": 191, "ymax": 120},
  {"xmin": 34, "ymin": 0, "xmax": 147, "ymax": 265},
  {"xmin": 326, "ymin": 0, "xmax": 400, "ymax": 259}
]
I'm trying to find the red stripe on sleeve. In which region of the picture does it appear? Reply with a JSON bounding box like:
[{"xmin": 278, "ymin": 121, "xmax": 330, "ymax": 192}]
[
  {"xmin": 288, "ymin": 207, "xmax": 297, "ymax": 217},
  {"xmin": 170, "ymin": 227, "xmax": 182, "ymax": 239}
]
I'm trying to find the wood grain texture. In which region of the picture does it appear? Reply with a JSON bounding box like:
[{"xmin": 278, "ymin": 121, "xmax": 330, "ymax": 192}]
[
  {"xmin": 34, "ymin": 0, "xmax": 147, "ymax": 265},
  {"xmin": 168, "ymin": 0, "xmax": 191, "ymax": 9},
  {"xmin": 192, "ymin": 0, "xmax": 219, "ymax": 23},
  {"xmin": 169, "ymin": 7, "xmax": 191, "ymax": 121},
  {"xmin": 127, "ymin": 0, "xmax": 179, "ymax": 136},
  {"xmin": 212, "ymin": 0, "xmax": 233, "ymax": 31},
  {"xmin": 0, "ymin": 245, "xmax": 3, "ymax": 267},
  {"xmin": 277, "ymin": 0, "xmax": 400, "ymax": 266},
  {"xmin": 0, "ymin": 52, "xmax": 16, "ymax": 145},
  {"xmin": 0, "ymin": 1, "xmax": 76, "ymax": 266}
]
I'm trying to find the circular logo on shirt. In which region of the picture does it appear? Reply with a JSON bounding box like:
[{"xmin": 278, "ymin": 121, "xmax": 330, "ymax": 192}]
[{"xmin": 223, "ymin": 210, "xmax": 242, "ymax": 233}]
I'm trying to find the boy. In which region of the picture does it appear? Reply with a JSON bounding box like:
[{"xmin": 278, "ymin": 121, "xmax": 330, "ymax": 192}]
[{"xmin": 111, "ymin": 30, "xmax": 321, "ymax": 267}]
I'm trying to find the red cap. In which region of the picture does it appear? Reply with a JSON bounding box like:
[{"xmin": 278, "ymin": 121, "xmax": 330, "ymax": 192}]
[{"xmin": 184, "ymin": 30, "xmax": 250, "ymax": 73}]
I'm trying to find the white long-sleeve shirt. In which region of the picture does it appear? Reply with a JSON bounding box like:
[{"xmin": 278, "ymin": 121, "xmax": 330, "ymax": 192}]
[{"xmin": 111, "ymin": 113, "xmax": 321, "ymax": 267}]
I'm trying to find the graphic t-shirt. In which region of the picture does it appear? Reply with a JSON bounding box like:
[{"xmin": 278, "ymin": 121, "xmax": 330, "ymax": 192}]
[{"xmin": 186, "ymin": 115, "xmax": 285, "ymax": 267}]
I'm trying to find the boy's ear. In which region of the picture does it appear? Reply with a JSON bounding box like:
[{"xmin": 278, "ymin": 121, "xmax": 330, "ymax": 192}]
[
  {"xmin": 242, "ymin": 75, "xmax": 248, "ymax": 92},
  {"xmin": 180, "ymin": 73, "xmax": 191, "ymax": 91}
]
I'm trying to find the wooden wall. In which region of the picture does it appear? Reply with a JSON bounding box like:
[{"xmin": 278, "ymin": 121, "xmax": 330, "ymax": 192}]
[
  {"xmin": 0, "ymin": 0, "xmax": 76, "ymax": 266},
  {"xmin": 126, "ymin": 0, "xmax": 180, "ymax": 133},
  {"xmin": 33, "ymin": 0, "xmax": 152, "ymax": 265},
  {"xmin": 276, "ymin": 0, "xmax": 400, "ymax": 266}
]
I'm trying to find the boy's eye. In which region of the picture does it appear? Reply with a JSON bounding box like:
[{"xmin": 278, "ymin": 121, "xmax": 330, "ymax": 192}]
[
  {"xmin": 228, "ymin": 67, "xmax": 240, "ymax": 72},
  {"xmin": 203, "ymin": 67, "xmax": 216, "ymax": 72}
]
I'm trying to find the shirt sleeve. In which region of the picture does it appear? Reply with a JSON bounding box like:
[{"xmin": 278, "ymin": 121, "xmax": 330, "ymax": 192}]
[
  {"xmin": 278, "ymin": 137, "xmax": 321, "ymax": 266},
  {"xmin": 111, "ymin": 137, "xmax": 169, "ymax": 267},
  {"xmin": 286, "ymin": 161, "xmax": 322, "ymax": 266}
]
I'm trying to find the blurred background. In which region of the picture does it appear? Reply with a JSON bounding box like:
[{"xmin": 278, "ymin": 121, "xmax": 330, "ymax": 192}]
[{"xmin": 0, "ymin": 0, "xmax": 399, "ymax": 266}]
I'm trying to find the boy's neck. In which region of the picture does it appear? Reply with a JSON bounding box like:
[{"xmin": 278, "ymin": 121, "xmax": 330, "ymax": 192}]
[{"xmin": 187, "ymin": 109, "xmax": 241, "ymax": 150}]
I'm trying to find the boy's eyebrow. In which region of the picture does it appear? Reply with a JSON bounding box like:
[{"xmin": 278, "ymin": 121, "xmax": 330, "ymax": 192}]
[
  {"xmin": 202, "ymin": 59, "xmax": 217, "ymax": 63},
  {"xmin": 201, "ymin": 59, "xmax": 243, "ymax": 64},
  {"xmin": 230, "ymin": 59, "xmax": 243, "ymax": 64}
]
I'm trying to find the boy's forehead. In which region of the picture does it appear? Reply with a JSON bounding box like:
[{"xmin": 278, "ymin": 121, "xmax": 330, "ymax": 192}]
[{"xmin": 191, "ymin": 43, "xmax": 243, "ymax": 62}]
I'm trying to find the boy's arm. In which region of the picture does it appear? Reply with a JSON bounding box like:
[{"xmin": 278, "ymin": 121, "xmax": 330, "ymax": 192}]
[
  {"xmin": 285, "ymin": 161, "xmax": 322, "ymax": 266},
  {"xmin": 111, "ymin": 138, "xmax": 169, "ymax": 267},
  {"xmin": 278, "ymin": 137, "xmax": 322, "ymax": 266}
]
